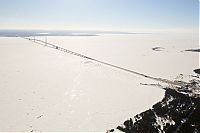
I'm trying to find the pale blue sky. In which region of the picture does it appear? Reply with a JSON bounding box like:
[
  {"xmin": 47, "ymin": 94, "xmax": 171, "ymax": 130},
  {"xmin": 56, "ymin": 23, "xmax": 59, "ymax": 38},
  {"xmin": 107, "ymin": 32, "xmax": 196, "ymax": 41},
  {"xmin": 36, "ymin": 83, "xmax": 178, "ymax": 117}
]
[{"xmin": 0, "ymin": 0, "xmax": 198, "ymax": 32}]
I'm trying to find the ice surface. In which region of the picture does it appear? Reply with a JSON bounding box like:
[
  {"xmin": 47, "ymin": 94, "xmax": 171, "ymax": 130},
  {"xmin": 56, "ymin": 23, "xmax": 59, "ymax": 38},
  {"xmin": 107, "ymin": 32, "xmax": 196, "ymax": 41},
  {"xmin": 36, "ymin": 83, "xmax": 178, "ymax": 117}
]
[{"xmin": 0, "ymin": 33, "xmax": 198, "ymax": 131}]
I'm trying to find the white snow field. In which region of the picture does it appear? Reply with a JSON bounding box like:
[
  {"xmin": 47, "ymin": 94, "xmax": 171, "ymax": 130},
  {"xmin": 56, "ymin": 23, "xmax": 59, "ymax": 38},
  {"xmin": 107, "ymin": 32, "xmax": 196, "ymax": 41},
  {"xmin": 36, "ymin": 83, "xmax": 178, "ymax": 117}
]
[{"xmin": 0, "ymin": 33, "xmax": 198, "ymax": 131}]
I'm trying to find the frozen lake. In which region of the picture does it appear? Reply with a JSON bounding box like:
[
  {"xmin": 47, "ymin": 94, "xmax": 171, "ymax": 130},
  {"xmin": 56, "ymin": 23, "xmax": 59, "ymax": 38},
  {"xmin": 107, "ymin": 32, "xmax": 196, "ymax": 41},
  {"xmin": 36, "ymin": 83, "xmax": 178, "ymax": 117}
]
[{"xmin": 0, "ymin": 33, "xmax": 198, "ymax": 131}]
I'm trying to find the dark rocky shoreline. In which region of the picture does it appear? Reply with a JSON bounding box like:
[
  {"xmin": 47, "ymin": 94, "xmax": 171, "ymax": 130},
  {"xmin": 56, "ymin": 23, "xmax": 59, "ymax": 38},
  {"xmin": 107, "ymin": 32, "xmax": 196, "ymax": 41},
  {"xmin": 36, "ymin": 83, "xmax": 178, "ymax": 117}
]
[{"xmin": 108, "ymin": 71, "xmax": 200, "ymax": 133}]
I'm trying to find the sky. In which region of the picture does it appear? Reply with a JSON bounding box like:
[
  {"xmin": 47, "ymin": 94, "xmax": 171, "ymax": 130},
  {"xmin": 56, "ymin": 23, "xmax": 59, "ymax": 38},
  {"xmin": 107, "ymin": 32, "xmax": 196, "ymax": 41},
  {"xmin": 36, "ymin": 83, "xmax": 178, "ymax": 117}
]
[{"xmin": 0, "ymin": 0, "xmax": 199, "ymax": 32}]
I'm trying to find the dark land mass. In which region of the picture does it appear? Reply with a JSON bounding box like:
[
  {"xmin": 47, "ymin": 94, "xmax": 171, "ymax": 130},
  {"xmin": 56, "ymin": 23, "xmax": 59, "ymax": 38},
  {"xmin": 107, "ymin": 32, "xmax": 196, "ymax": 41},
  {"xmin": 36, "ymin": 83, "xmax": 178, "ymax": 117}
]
[
  {"xmin": 194, "ymin": 69, "xmax": 200, "ymax": 75},
  {"xmin": 152, "ymin": 47, "xmax": 165, "ymax": 51},
  {"xmin": 108, "ymin": 71, "xmax": 200, "ymax": 133},
  {"xmin": 185, "ymin": 49, "xmax": 200, "ymax": 53}
]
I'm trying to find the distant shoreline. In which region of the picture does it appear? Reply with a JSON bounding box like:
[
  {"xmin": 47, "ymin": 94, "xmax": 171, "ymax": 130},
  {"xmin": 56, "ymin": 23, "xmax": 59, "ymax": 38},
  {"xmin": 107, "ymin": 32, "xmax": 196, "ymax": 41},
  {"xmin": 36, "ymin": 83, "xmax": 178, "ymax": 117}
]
[{"xmin": 0, "ymin": 29, "xmax": 151, "ymax": 37}]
